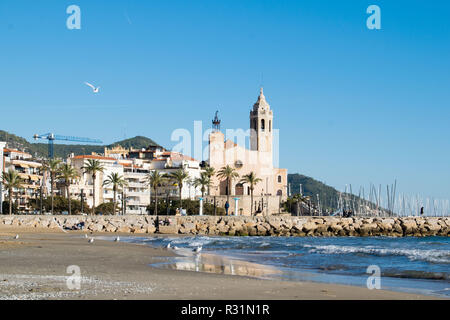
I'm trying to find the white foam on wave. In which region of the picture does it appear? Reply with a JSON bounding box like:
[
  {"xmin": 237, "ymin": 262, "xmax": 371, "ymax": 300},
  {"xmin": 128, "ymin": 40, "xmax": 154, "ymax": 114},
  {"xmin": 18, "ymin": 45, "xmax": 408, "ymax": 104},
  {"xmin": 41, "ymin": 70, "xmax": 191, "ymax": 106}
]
[
  {"xmin": 161, "ymin": 236, "xmax": 214, "ymax": 248},
  {"xmin": 304, "ymin": 244, "xmax": 450, "ymax": 264}
]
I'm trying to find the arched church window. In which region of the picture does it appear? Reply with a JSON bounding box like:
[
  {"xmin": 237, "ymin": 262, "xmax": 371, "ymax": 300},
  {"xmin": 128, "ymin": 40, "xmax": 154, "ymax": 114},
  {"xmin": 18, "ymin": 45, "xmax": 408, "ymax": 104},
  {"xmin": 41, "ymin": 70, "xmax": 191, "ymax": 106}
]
[
  {"xmin": 277, "ymin": 189, "xmax": 283, "ymax": 196},
  {"xmin": 235, "ymin": 183, "xmax": 244, "ymax": 196},
  {"xmin": 278, "ymin": 175, "xmax": 282, "ymax": 183},
  {"xmin": 261, "ymin": 119, "xmax": 265, "ymax": 131}
]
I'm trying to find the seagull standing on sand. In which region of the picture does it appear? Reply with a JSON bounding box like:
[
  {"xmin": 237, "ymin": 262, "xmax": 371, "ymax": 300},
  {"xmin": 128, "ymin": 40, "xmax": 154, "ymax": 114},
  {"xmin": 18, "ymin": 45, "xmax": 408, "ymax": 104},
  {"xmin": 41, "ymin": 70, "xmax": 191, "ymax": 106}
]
[
  {"xmin": 14, "ymin": 234, "xmax": 19, "ymax": 240},
  {"xmin": 88, "ymin": 238, "xmax": 94, "ymax": 244},
  {"xmin": 114, "ymin": 237, "xmax": 120, "ymax": 242},
  {"xmin": 84, "ymin": 82, "xmax": 100, "ymax": 93},
  {"xmin": 193, "ymin": 246, "xmax": 202, "ymax": 254},
  {"xmin": 166, "ymin": 243, "xmax": 172, "ymax": 249}
]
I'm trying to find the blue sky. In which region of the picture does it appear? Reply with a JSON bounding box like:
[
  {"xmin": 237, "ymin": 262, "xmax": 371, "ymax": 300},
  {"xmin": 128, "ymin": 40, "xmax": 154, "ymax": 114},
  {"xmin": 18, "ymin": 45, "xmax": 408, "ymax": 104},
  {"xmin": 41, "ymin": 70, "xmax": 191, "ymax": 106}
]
[{"xmin": 1, "ymin": 0, "xmax": 449, "ymax": 199}]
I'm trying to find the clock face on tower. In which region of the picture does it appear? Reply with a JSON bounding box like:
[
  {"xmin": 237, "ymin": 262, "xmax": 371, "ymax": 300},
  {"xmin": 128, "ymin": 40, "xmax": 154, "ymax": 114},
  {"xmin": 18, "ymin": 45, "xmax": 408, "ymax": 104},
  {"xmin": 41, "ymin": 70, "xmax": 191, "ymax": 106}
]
[{"xmin": 234, "ymin": 160, "xmax": 243, "ymax": 169}]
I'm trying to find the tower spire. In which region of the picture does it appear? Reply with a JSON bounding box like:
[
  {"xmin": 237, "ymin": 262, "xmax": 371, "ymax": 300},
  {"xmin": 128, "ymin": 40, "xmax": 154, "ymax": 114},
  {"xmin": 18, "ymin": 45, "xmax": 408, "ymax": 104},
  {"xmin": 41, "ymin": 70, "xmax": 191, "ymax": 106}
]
[
  {"xmin": 253, "ymin": 87, "xmax": 270, "ymax": 111},
  {"xmin": 212, "ymin": 110, "xmax": 221, "ymax": 132}
]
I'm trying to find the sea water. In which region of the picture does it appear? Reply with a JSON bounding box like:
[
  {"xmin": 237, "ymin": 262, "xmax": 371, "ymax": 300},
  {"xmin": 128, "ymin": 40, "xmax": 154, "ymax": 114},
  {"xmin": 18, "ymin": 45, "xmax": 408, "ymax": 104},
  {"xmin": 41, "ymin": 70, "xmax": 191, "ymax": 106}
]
[{"xmin": 119, "ymin": 235, "xmax": 450, "ymax": 298}]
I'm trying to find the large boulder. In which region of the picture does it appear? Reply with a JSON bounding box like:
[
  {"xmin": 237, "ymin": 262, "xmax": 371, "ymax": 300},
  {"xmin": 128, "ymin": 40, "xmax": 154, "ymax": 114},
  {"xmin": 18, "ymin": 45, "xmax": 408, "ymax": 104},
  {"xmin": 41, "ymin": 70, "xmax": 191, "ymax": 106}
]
[
  {"xmin": 117, "ymin": 226, "xmax": 131, "ymax": 233},
  {"xmin": 256, "ymin": 224, "xmax": 268, "ymax": 236},
  {"xmin": 217, "ymin": 224, "xmax": 229, "ymax": 234},
  {"xmin": 88, "ymin": 223, "xmax": 104, "ymax": 232},
  {"xmin": 302, "ymin": 222, "xmax": 317, "ymax": 234},
  {"xmin": 158, "ymin": 225, "xmax": 178, "ymax": 234},
  {"xmin": 104, "ymin": 223, "xmax": 117, "ymax": 233},
  {"xmin": 359, "ymin": 223, "xmax": 378, "ymax": 236},
  {"xmin": 146, "ymin": 225, "xmax": 156, "ymax": 234},
  {"xmin": 329, "ymin": 223, "xmax": 343, "ymax": 234},
  {"xmin": 401, "ymin": 220, "xmax": 418, "ymax": 235}
]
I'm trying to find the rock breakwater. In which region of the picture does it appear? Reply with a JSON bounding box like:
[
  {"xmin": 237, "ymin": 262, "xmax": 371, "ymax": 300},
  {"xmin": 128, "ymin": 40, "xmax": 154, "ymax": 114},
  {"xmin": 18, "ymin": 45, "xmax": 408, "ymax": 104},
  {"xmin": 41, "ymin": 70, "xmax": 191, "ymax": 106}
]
[{"xmin": 1, "ymin": 215, "xmax": 449, "ymax": 237}]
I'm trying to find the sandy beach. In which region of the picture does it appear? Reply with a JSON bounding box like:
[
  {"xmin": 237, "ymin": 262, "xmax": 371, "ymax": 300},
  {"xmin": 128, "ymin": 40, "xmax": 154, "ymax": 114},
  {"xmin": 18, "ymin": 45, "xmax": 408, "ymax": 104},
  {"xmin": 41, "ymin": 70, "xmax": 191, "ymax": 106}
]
[{"xmin": 0, "ymin": 226, "xmax": 440, "ymax": 300}]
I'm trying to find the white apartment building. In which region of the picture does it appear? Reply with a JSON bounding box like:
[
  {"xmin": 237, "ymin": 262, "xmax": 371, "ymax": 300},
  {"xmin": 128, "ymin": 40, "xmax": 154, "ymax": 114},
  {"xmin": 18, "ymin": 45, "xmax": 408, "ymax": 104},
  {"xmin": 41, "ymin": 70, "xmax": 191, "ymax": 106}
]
[
  {"xmin": 1, "ymin": 145, "xmax": 44, "ymax": 213},
  {"xmin": 68, "ymin": 150, "xmax": 204, "ymax": 215}
]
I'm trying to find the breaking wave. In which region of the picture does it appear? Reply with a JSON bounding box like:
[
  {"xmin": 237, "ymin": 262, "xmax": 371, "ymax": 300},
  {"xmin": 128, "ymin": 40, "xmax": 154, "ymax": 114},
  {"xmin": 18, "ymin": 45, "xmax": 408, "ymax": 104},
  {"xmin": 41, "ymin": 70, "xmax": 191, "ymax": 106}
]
[{"xmin": 303, "ymin": 244, "xmax": 450, "ymax": 264}]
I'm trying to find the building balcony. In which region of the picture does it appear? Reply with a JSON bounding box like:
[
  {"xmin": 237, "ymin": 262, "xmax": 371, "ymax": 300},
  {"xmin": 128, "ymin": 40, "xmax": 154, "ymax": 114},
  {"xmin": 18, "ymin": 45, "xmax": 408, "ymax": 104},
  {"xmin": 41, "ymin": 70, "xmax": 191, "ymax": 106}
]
[
  {"xmin": 127, "ymin": 182, "xmax": 146, "ymax": 188},
  {"xmin": 125, "ymin": 209, "xmax": 147, "ymax": 215},
  {"xmin": 124, "ymin": 172, "xmax": 148, "ymax": 179},
  {"xmin": 126, "ymin": 191, "xmax": 148, "ymax": 197}
]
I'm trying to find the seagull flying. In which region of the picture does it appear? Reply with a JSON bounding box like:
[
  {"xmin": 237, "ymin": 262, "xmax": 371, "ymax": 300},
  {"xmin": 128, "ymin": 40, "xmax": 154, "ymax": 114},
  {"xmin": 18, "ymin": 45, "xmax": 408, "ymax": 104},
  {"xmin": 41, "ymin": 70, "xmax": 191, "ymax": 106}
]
[{"xmin": 84, "ymin": 82, "xmax": 100, "ymax": 93}]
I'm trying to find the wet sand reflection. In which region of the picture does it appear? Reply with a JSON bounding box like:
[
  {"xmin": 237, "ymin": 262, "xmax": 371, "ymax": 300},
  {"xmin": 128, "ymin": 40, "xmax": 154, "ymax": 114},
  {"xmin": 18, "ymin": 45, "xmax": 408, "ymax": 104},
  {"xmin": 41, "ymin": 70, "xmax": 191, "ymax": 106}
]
[{"xmin": 155, "ymin": 249, "xmax": 281, "ymax": 278}]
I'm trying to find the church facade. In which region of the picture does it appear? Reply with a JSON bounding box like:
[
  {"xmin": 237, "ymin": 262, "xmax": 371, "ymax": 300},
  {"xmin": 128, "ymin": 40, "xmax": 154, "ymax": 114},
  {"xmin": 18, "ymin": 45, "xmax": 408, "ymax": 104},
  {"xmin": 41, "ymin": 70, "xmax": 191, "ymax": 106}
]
[{"xmin": 207, "ymin": 88, "xmax": 288, "ymax": 215}]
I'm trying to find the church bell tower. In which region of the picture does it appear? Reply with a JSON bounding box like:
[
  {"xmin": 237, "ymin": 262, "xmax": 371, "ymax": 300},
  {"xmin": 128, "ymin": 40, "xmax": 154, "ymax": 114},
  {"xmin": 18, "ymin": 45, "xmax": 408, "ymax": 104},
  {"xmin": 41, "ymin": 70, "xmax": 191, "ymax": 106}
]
[{"xmin": 250, "ymin": 88, "xmax": 273, "ymax": 154}]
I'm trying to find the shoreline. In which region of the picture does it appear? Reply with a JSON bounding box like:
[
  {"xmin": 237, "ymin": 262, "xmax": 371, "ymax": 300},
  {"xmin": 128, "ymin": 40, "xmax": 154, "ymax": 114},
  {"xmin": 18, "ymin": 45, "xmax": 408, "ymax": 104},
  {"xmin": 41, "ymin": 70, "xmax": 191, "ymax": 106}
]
[
  {"xmin": 113, "ymin": 233, "xmax": 450, "ymax": 299},
  {"xmin": 0, "ymin": 227, "xmax": 445, "ymax": 300}
]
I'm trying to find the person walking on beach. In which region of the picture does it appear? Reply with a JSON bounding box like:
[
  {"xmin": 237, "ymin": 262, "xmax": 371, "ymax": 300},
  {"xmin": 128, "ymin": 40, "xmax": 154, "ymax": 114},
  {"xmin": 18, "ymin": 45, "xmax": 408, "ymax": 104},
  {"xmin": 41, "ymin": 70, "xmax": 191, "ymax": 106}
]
[
  {"xmin": 155, "ymin": 215, "xmax": 160, "ymax": 233},
  {"xmin": 225, "ymin": 201, "xmax": 230, "ymax": 215}
]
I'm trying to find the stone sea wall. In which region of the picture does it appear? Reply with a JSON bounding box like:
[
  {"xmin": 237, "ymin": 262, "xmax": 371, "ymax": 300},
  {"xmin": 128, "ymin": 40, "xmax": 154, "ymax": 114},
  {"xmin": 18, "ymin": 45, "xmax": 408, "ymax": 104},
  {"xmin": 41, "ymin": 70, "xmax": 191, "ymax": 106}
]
[{"xmin": 1, "ymin": 215, "xmax": 449, "ymax": 237}]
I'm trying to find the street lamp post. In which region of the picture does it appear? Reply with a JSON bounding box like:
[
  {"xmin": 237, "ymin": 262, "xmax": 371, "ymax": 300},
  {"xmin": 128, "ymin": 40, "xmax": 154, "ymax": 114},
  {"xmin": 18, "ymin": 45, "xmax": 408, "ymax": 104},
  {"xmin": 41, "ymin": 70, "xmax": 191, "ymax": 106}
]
[
  {"xmin": 80, "ymin": 188, "xmax": 84, "ymax": 214},
  {"xmin": 166, "ymin": 192, "xmax": 169, "ymax": 215},
  {"xmin": 0, "ymin": 142, "xmax": 5, "ymax": 215},
  {"xmin": 122, "ymin": 189, "xmax": 126, "ymax": 215},
  {"xmin": 317, "ymin": 194, "xmax": 321, "ymax": 216},
  {"xmin": 199, "ymin": 197, "xmax": 204, "ymax": 216},
  {"xmin": 233, "ymin": 197, "xmax": 239, "ymax": 216},
  {"xmin": 40, "ymin": 184, "xmax": 43, "ymax": 215}
]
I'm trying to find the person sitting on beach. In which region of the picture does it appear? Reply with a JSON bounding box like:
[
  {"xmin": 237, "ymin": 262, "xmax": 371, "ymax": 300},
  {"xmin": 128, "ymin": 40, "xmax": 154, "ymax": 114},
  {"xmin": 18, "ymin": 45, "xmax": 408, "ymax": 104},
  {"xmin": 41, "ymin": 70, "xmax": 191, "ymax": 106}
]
[{"xmin": 71, "ymin": 221, "xmax": 85, "ymax": 230}]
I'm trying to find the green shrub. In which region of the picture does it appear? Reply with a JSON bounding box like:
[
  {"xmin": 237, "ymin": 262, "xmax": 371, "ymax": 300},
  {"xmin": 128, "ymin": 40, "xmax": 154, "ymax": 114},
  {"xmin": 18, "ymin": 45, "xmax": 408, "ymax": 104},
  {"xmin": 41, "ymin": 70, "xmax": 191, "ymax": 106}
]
[{"xmin": 147, "ymin": 199, "xmax": 226, "ymax": 215}]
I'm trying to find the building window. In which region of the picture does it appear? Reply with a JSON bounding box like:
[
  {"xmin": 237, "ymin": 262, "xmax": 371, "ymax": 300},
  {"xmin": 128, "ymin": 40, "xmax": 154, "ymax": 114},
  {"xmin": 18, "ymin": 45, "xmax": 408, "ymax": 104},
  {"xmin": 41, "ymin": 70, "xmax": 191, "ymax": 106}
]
[
  {"xmin": 277, "ymin": 189, "xmax": 282, "ymax": 196},
  {"xmin": 269, "ymin": 120, "xmax": 272, "ymax": 132},
  {"xmin": 278, "ymin": 175, "xmax": 282, "ymax": 183},
  {"xmin": 253, "ymin": 119, "xmax": 257, "ymax": 130},
  {"xmin": 235, "ymin": 183, "xmax": 244, "ymax": 196},
  {"xmin": 261, "ymin": 119, "xmax": 265, "ymax": 131}
]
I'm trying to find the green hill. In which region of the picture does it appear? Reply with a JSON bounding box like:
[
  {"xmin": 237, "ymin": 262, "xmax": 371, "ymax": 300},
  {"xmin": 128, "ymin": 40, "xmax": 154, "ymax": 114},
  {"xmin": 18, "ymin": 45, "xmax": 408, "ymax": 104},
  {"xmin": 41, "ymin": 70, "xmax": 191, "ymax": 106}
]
[
  {"xmin": 287, "ymin": 173, "xmax": 379, "ymax": 213},
  {"xmin": 0, "ymin": 130, "xmax": 161, "ymax": 158},
  {"xmin": 109, "ymin": 136, "xmax": 160, "ymax": 149},
  {"xmin": 288, "ymin": 173, "xmax": 340, "ymax": 211}
]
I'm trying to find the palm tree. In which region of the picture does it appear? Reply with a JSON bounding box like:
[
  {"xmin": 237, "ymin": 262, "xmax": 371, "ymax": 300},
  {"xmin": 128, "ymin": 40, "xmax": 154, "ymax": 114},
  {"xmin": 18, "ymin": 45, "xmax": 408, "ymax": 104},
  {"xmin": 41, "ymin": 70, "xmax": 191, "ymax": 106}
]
[
  {"xmin": 240, "ymin": 171, "xmax": 262, "ymax": 216},
  {"xmin": 168, "ymin": 168, "xmax": 189, "ymax": 212},
  {"xmin": 192, "ymin": 172, "xmax": 210, "ymax": 198},
  {"xmin": 82, "ymin": 159, "xmax": 104, "ymax": 215},
  {"xmin": 217, "ymin": 165, "xmax": 239, "ymax": 204},
  {"xmin": 103, "ymin": 172, "xmax": 127, "ymax": 215},
  {"xmin": 43, "ymin": 159, "xmax": 61, "ymax": 215},
  {"xmin": 203, "ymin": 166, "xmax": 215, "ymax": 195},
  {"xmin": 59, "ymin": 163, "xmax": 79, "ymax": 215},
  {"xmin": 145, "ymin": 170, "xmax": 165, "ymax": 215},
  {"xmin": 1, "ymin": 169, "xmax": 24, "ymax": 215}
]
